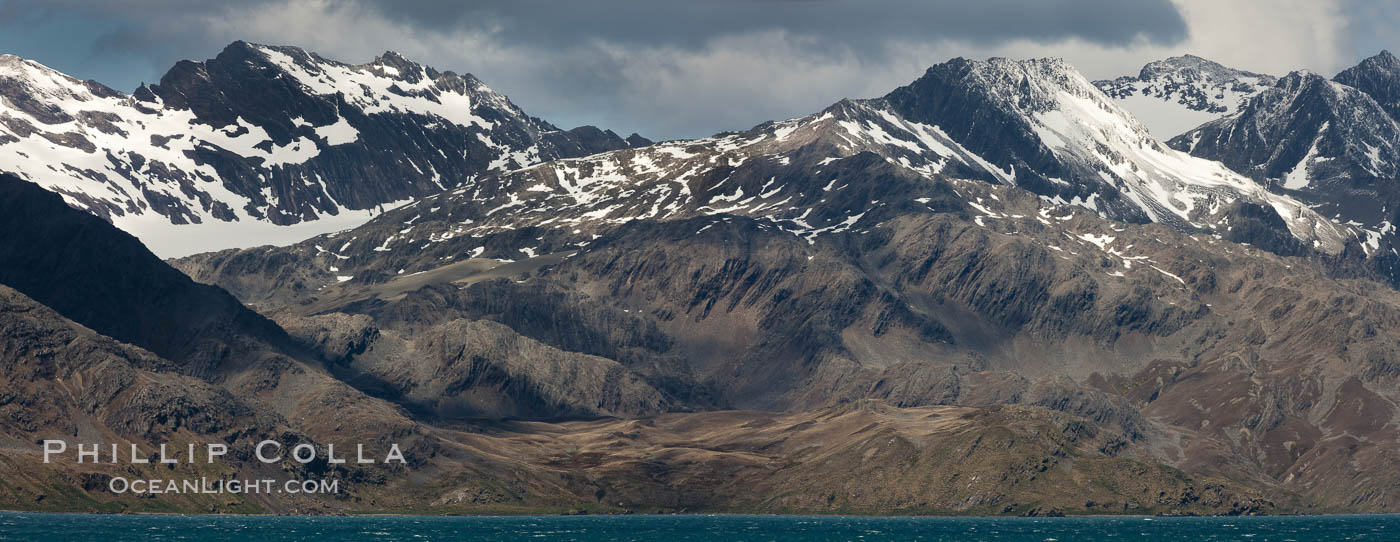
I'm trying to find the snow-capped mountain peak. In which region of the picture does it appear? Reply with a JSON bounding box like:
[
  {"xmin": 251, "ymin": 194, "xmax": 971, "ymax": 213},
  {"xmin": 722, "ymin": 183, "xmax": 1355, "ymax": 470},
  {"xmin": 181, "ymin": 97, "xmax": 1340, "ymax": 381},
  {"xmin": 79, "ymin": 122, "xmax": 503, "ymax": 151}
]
[
  {"xmin": 882, "ymin": 56, "xmax": 1339, "ymax": 248},
  {"xmin": 240, "ymin": 42, "xmax": 506, "ymax": 132},
  {"xmin": 1138, "ymin": 54, "xmax": 1268, "ymax": 85},
  {"xmin": 0, "ymin": 42, "xmax": 643, "ymax": 257},
  {"xmin": 1335, "ymin": 50, "xmax": 1400, "ymax": 121},
  {"xmin": 1170, "ymin": 70, "xmax": 1400, "ymax": 188},
  {"xmin": 1096, "ymin": 55, "xmax": 1276, "ymax": 138}
]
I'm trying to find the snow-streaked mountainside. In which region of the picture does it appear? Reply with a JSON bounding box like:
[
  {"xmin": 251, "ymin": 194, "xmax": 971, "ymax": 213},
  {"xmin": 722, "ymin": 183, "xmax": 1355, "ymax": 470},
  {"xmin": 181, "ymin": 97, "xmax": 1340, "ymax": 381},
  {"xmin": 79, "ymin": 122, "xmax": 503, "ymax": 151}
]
[
  {"xmin": 0, "ymin": 41, "xmax": 644, "ymax": 257},
  {"xmin": 19, "ymin": 43, "xmax": 1400, "ymax": 515},
  {"xmin": 882, "ymin": 57, "xmax": 1338, "ymax": 247},
  {"xmin": 1171, "ymin": 70, "xmax": 1400, "ymax": 190},
  {"xmin": 270, "ymin": 56, "xmax": 1347, "ymax": 275},
  {"xmin": 1095, "ymin": 55, "xmax": 1276, "ymax": 139},
  {"xmin": 1165, "ymin": 52, "xmax": 1400, "ymax": 260}
]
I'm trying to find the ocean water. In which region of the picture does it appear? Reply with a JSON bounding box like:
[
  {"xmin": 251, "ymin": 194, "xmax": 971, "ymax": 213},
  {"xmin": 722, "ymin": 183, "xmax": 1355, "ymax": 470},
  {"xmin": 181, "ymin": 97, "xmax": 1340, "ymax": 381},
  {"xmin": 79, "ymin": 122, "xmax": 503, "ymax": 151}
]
[{"xmin": 2, "ymin": 513, "xmax": 1398, "ymax": 541}]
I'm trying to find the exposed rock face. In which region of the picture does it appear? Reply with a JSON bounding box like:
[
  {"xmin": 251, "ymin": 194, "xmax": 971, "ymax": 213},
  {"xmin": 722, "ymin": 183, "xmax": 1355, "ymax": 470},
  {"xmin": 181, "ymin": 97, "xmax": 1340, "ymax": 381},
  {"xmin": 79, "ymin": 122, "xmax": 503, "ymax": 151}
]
[
  {"xmin": 0, "ymin": 192, "xmax": 1292, "ymax": 515},
  {"xmin": 0, "ymin": 42, "xmax": 645, "ymax": 256},
  {"xmin": 0, "ymin": 258, "xmax": 1288, "ymax": 516},
  {"xmin": 0, "ymin": 169, "xmax": 438, "ymax": 454},
  {"xmin": 881, "ymin": 57, "xmax": 1326, "ymax": 238},
  {"xmin": 0, "ymin": 170, "xmax": 574, "ymax": 513},
  {"xmin": 1096, "ymin": 55, "xmax": 1276, "ymax": 138},
  {"xmin": 0, "ymin": 283, "xmax": 392, "ymax": 515},
  {"xmin": 0, "ymin": 285, "xmax": 254, "ymax": 439}
]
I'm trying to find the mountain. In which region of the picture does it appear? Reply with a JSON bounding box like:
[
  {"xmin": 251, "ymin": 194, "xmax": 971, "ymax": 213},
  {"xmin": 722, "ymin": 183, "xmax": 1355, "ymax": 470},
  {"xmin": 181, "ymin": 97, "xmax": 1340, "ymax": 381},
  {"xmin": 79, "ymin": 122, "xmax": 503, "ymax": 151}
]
[
  {"xmin": 880, "ymin": 57, "xmax": 1333, "ymax": 244},
  {"xmin": 173, "ymin": 56, "xmax": 1345, "ymax": 309},
  {"xmin": 177, "ymin": 144, "xmax": 1400, "ymax": 514},
  {"xmin": 1167, "ymin": 64, "xmax": 1400, "ymax": 265},
  {"xmin": 162, "ymin": 55, "xmax": 1400, "ymax": 513},
  {"xmin": 0, "ymin": 171, "xmax": 437, "ymax": 512},
  {"xmin": 0, "ymin": 171, "xmax": 673, "ymax": 512},
  {"xmin": 0, "ymin": 41, "xmax": 646, "ymax": 257},
  {"xmin": 17, "ymin": 47, "xmax": 1400, "ymax": 514},
  {"xmin": 0, "ymin": 175, "xmax": 1284, "ymax": 516},
  {"xmin": 1095, "ymin": 55, "xmax": 1276, "ymax": 138},
  {"xmin": 1170, "ymin": 71, "xmax": 1400, "ymax": 188},
  {"xmin": 1335, "ymin": 50, "xmax": 1400, "ymax": 121},
  {"xmin": 0, "ymin": 170, "xmax": 666, "ymax": 419}
]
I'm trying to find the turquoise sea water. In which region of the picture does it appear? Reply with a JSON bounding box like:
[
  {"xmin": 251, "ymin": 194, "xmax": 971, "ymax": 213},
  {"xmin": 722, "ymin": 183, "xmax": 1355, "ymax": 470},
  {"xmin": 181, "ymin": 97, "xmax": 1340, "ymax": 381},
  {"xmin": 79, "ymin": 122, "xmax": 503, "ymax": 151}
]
[{"xmin": 2, "ymin": 513, "xmax": 1399, "ymax": 541}]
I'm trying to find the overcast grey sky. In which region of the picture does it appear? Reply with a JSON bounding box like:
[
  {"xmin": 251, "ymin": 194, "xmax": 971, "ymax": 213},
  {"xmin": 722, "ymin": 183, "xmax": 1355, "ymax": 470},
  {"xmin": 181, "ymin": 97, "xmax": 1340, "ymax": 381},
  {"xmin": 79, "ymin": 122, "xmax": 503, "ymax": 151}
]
[{"xmin": 0, "ymin": 0, "xmax": 1393, "ymax": 140}]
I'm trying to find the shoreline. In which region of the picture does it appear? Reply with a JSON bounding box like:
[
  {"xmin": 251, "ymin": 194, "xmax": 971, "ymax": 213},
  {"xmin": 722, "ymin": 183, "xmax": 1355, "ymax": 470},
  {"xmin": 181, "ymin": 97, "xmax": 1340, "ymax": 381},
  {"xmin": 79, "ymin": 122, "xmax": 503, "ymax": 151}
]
[{"xmin": 0, "ymin": 509, "xmax": 1378, "ymax": 519}]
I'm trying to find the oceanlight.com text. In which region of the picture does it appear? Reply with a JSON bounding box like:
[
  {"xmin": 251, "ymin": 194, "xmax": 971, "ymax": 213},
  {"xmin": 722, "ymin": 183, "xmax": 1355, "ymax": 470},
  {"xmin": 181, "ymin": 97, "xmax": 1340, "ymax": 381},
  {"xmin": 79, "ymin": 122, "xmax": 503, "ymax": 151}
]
[{"xmin": 106, "ymin": 477, "xmax": 340, "ymax": 495}]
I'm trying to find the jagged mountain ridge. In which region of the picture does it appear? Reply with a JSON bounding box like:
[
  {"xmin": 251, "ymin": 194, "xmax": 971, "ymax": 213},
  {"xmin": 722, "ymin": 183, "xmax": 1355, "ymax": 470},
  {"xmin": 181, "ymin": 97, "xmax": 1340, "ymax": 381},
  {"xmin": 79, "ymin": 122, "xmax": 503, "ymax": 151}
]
[
  {"xmin": 0, "ymin": 41, "xmax": 646, "ymax": 257},
  {"xmin": 179, "ymin": 55, "xmax": 1345, "ymax": 294},
  {"xmin": 1095, "ymin": 54, "xmax": 1276, "ymax": 138}
]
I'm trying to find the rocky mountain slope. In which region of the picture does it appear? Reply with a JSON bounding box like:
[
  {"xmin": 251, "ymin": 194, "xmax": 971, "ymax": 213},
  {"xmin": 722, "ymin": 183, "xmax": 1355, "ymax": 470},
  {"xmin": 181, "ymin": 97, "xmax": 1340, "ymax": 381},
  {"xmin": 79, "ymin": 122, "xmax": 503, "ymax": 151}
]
[
  {"xmin": 1096, "ymin": 55, "xmax": 1277, "ymax": 138},
  {"xmin": 0, "ymin": 173, "xmax": 431, "ymax": 513},
  {"xmin": 0, "ymin": 174, "xmax": 1288, "ymax": 517},
  {"xmin": 0, "ymin": 171, "xmax": 663, "ymax": 514},
  {"xmin": 0, "ymin": 283, "xmax": 330, "ymax": 514},
  {"xmin": 0, "ymin": 41, "xmax": 645, "ymax": 257},
  {"xmin": 175, "ymin": 56, "xmax": 1346, "ymax": 307},
  {"xmin": 0, "ymin": 171, "xmax": 292, "ymax": 379},
  {"xmin": 0, "ymin": 171, "xmax": 664, "ymax": 419},
  {"xmin": 13, "ymin": 48, "xmax": 1400, "ymax": 514},
  {"xmin": 176, "ymin": 162, "xmax": 1400, "ymax": 513},
  {"xmin": 161, "ymin": 55, "xmax": 1400, "ymax": 513}
]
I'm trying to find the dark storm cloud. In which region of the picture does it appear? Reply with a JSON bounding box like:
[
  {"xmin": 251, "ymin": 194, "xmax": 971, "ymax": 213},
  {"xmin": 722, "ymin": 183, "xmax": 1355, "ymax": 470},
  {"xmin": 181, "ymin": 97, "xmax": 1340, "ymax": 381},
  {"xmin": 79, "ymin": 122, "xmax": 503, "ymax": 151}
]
[
  {"xmin": 1, "ymin": 0, "xmax": 1190, "ymax": 66},
  {"xmin": 354, "ymin": 0, "xmax": 1189, "ymax": 52},
  {"xmin": 0, "ymin": 0, "xmax": 1190, "ymax": 139}
]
